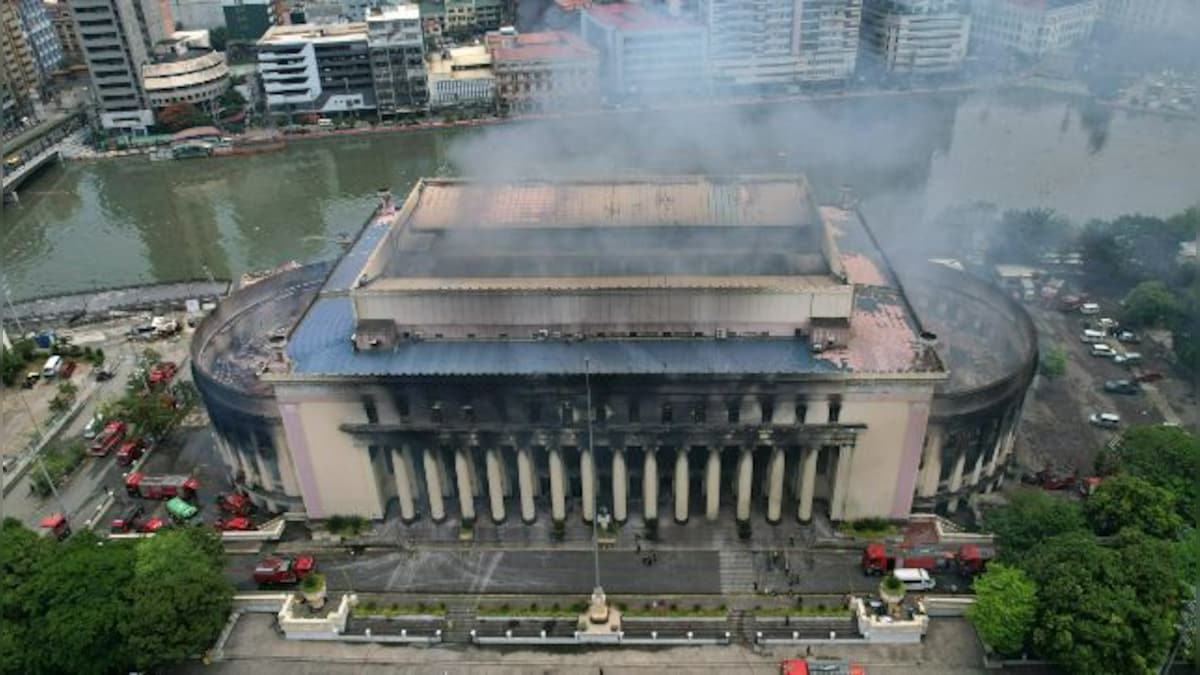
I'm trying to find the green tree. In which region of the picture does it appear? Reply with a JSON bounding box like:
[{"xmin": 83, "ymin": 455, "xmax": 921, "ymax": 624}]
[
  {"xmin": 983, "ymin": 488, "xmax": 1088, "ymax": 561},
  {"xmin": 990, "ymin": 208, "xmax": 1073, "ymax": 263},
  {"xmin": 1086, "ymin": 475, "xmax": 1183, "ymax": 538},
  {"xmin": 123, "ymin": 528, "xmax": 233, "ymax": 670},
  {"xmin": 967, "ymin": 563, "xmax": 1037, "ymax": 656},
  {"xmin": 1025, "ymin": 531, "xmax": 1168, "ymax": 674},
  {"xmin": 20, "ymin": 533, "xmax": 136, "ymax": 675},
  {"xmin": 210, "ymin": 25, "xmax": 228, "ymax": 52},
  {"xmin": 1039, "ymin": 345, "xmax": 1067, "ymax": 378},
  {"xmin": 0, "ymin": 519, "xmax": 52, "ymax": 674},
  {"xmin": 1121, "ymin": 280, "xmax": 1180, "ymax": 327},
  {"xmin": 1100, "ymin": 425, "xmax": 1200, "ymax": 523},
  {"xmin": 156, "ymin": 103, "xmax": 207, "ymax": 132}
]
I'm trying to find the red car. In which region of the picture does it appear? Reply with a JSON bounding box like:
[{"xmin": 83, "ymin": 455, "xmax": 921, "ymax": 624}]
[
  {"xmin": 115, "ymin": 439, "xmax": 145, "ymax": 466},
  {"xmin": 88, "ymin": 421, "xmax": 127, "ymax": 457},
  {"xmin": 253, "ymin": 555, "xmax": 316, "ymax": 586},
  {"xmin": 215, "ymin": 516, "xmax": 253, "ymax": 531},
  {"xmin": 148, "ymin": 361, "xmax": 178, "ymax": 386},
  {"xmin": 138, "ymin": 516, "xmax": 168, "ymax": 533},
  {"xmin": 60, "ymin": 360, "xmax": 77, "ymax": 378},
  {"xmin": 110, "ymin": 504, "xmax": 145, "ymax": 533}
]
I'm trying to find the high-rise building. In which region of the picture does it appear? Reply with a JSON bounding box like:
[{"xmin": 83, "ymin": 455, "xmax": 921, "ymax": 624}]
[
  {"xmin": 70, "ymin": 0, "xmax": 173, "ymax": 131},
  {"xmin": 969, "ymin": 0, "xmax": 1098, "ymax": 58},
  {"xmin": 257, "ymin": 23, "xmax": 376, "ymax": 117},
  {"xmin": 698, "ymin": 0, "xmax": 863, "ymax": 92},
  {"xmin": 44, "ymin": 1, "xmax": 83, "ymax": 64},
  {"xmin": 169, "ymin": 0, "xmax": 225, "ymax": 29},
  {"xmin": 16, "ymin": 0, "xmax": 63, "ymax": 76},
  {"xmin": 367, "ymin": 4, "xmax": 427, "ymax": 118},
  {"xmin": 222, "ymin": 0, "xmax": 282, "ymax": 42},
  {"xmin": 486, "ymin": 28, "xmax": 598, "ymax": 113},
  {"xmin": 1, "ymin": 0, "xmax": 39, "ymax": 111},
  {"xmin": 580, "ymin": 2, "xmax": 708, "ymax": 100},
  {"xmin": 859, "ymin": 0, "xmax": 971, "ymax": 77},
  {"xmin": 1099, "ymin": 0, "xmax": 1200, "ymax": 36}
]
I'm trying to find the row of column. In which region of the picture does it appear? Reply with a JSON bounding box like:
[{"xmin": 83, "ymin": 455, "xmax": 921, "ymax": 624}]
[
  {"xmin": 386, "ymin": 444, "xmax": 854, "ymax": 525},
  {"xmin": 918, "ymin": 419, "xmax": 1018, "ymax": 513}
]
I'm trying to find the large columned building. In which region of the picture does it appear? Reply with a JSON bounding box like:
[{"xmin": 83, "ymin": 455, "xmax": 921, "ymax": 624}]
[{"xmin": 193, "ymin": 177, "xmax": 1035, "ymax": 530}]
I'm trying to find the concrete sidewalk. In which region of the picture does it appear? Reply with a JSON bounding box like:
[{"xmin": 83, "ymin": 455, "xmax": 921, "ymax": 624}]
[{"xmin": 185, "ymin": 614, "xmax": 999, "ymax": 674}]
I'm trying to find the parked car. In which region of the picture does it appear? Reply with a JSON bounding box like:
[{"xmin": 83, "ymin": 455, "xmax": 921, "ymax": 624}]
[
  {"xmin": 1090, "ymin": 343, "xmax": 1115, "ymax": 358},
  {"xmin": 1089, "ymin": 412, "xmax": 1121, "ymax": 429},
  {"xmin": 254, "ymin": 555, "xmax": 317, "ymax": 586},
  {"xmin": 1114, "ymin": 352, "xmax": 1142, "ymax": 365},
  {"xmin": 115, "ymin": 439, "xmax": 145, "ymax": 466},
  {"xmin": 1104, "ymin": 380, "xmax": 1141, "ymax": 395},
  {"xmin": 22, "ymin": 372, "xmax": 39, "ymax": 389},
  {"xmin": 95, "ymin": 365, "xmax": 115, "ymax": 381},
  {"xmin": 1117, "ymin": 331, "xmax": 1141, "ymax": 344},
  {"xmin": 82, "ymin": 413, "xmax": 104, "ymax": 439},
  {"xmin": 60, "ymin": 360, "xmax": 77, "ymax": 378},
  {"xmin": 215, "ymin": 516, "xmax": 253, "ymax": 531},
  {"xmin": 110, "ymin": 504, "xmax": 145, "ymax": 533},
  {"xmin": 138, "ymin": 516, "xmax": 168, "ymax": 533},
  {"xmin": 1080, "ymin": 302, "xmax": 1101, "ymax": 315}
]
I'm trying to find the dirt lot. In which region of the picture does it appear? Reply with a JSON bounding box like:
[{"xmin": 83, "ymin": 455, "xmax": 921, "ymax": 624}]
[{"xmin": 1014, "ymin": 302, "xmax": 1185, "ymax": 475}]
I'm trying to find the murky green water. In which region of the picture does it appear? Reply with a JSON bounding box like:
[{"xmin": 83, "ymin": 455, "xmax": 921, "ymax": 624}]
[{"xmin": 3, "ymin": 87, "xmax": 1198, "ymax": 301}]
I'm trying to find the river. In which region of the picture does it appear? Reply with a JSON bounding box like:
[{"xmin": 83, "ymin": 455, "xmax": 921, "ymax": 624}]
[{"xmin": 2, "ymin": 86, "xmax": 1198, "ymax": 302}]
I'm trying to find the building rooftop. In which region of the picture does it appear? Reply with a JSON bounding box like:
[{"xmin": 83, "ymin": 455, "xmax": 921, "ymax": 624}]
[
  {"xmin": 367, "ymin": 4, "xmax": 419, "ymax": 21},
  {"xmin": 259, "ymin": 23, "xmax": 367, "ymax": 45},
  {"xmin": 582, "ymin": 3, "xmax": 703, "ymax": 32},
  {"xmin": 488, "ymin": 31, "xmax": 596, "ymax": 62}
]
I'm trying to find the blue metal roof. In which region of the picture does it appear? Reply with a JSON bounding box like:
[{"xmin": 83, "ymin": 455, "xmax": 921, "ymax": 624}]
[
  {"xmin": 324, "ymin": 212, "xmax": 392, "ymax": 292},
  {"xmin": 286, "ymin": 296, "xmax": 845, "ymax": 377}
]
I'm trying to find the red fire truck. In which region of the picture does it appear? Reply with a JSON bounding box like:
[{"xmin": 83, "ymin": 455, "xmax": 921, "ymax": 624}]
[
  {"xmin": 861, "ymin": 518, "xmax": 995, "ymax": 578},
  {"xmin": 781, "ymin": 659, "xmax": 866, "ymax": 675},
  {"xmin": 125, "ymin": 472, "xmax": 199, "ymax": 500},
  {"xmin": 88, "ymin": 421, "xmax": 127, "ymax": 457},
  {"xmin": 254, "ymin": 555, "xmax": 316, "ymax": 586}
]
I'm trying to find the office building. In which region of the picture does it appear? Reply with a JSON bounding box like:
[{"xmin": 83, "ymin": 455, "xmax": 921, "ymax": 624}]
[
  {"xmin": 142, "ymin": 43, "xmax": 230, "ymax": 108},
  {"xmin": 859, "ymin": 0, "xmax": 971, "ymax": 77},
  {"xmin": 1099, "ymin": 0, "xmax": 1200, "ymax": 36},
  {"xmin": 222, "ymin": 0, "xmax": 283, "ymax": 42},
  {"xmin": 44, "ymin": 1, "xmax": 83, "ymax": 64},
  {"xmin": 15, "ymin": 0, "xmax": 63, "ymax": 76},
  {"xmin": 419, "ymin": 0, "xmax": 503, "ymax": 37},
  {"xmin": 427, "ymin": 43, "xmax": 494, "ymax": 109},
  {"xmin": 367, "ymin": 4, "xmax": 427, "ymax": 117},
  {"xmin": 487, "ymin": 28, "xmax": 598, "ymax": 113},
  {"xmin": 169, "ymin": 0, "xmax": 224, "ymax": 29},
  {"xmin": 1, "ymin": 0, "xmax": 39, "ymax": 109},
  {"xmin": 257, "ymin": 23, "xmax": 375, "ymax": 116},
  {"xmin": 969, "ymin": 0, "xmax": 1098, "ymax": 58},
  {"xmin": 580, "ymin": 2, "xmax": 708, "ymax": 100},
  {"xmin": 192, "ymin": 176, "xmax": 1036, "ymax": 529},
  {"xmin": 699, "ymin": 0, "xmax": 862, "ymax": 91},
  {"xmin": 70, "ymin": 0, "xmax": 172, "ymax": 130}
]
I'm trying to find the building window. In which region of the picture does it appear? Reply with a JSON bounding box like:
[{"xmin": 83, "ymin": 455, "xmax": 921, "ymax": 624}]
[
  {"xmin": 395, "ymin": 395, "xmax": 410, "ymax": 419},
  {"xmin": 431, "ymin": 401, "xmax": 444, "ymax": 423},
  {"xmin": 628, "ymin": 398, "xmax": 640, "ymax": 423},
  {"xmin": 529, "ymin": 401, "xmax": 542, "ymax": 424},
  {"xmin": 362, "ymin": 397, "xmax": 379, "ymax": 424},
  {"xmin": 760, "ymin": 398, "xmax": 774, "ymax": 424},
  {"xmin": 559, "ymin": 401, "xmax": 574, "ymax": 426},
  {"xmin": 795, "ymin": 402, "xmax": 808, "ymax": 425},
  {"xmin": 727, "ymin": 402, "xmax": 740, "ymax": 424},
  {"xmin": 462, "ymin": 404, "xmax": 476, "ymax": 424},
  {"xmin": 828, "ymin": 398, "xmax": 842, "ymax": 423},
  {"xmin": 690, "ymin": 402, "xmax": 706, "ymax": 424},
  {"xmin": 661, "ymin": 403, "xmax": 673, "ymax": 424}
]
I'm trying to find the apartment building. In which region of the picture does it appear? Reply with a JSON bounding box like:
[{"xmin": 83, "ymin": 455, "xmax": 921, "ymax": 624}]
[
  {"xmin": 859, "ymin": 0, "xmax": 971, "ymax": 77},
  {"xmin": 427, "ymin": 43, "xmax": 494, "ymax": 109},
  {"xmin": 580, "ymin": 2, "xmax": 708, "ymax": 100},
  {"xmin": 257, "ymin": 23, "xmax": 375, "ymax": 116},
  {"xmin": 368, "ymin": 5, "xmax": 428, "ymax": 117},
  {"xmin": 487, "ymin": 28, "xmax": 598, "ymax": 113},
  {"xmin": 222, "ymin": 0, "xmax": 282, "ymax": 42},
  {"xmin": 16, "ymin": 0, "xmax": 63, "ymax": 76},
  {"xmin": 1, "ymin": 0, "xmax": 39, "ymax": 116},
  {"xmin": 699, "ymin": 0, "xmax": 862, "ymax": 91},
  {"xmin": 44, "ymin": 1, "xmax": 83, "ymax": 64},
  {"xmin": 420, "ymin": 0, "xmax": 503, "ymax": 37},
  {"xmin": 1100, "ymin": 0, "xmax": 1200, "ymax": 36},
  {"xmin": 70, "ymin": 0, "xmax": 172, "ymax": 130},
  {"xmin": 969, "ymin": 0, "xmax": 1098, "ymax": 58}
]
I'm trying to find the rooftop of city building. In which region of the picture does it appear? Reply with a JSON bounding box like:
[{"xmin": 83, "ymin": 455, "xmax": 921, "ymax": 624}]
[
  {"xmin": 258, "ymin": 23, "xmax": 367, "ymax": 45},
  {"xmin": 582, "ymin": 2, "xmax": 703, "ymax": 32},
  {"xmin": 487, "ymin": 30, "xmax": 596, "ymax": 62}
]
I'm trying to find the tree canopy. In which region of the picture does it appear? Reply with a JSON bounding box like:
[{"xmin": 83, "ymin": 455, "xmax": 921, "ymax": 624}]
[
  {"xmin": 967, "ymin": 563, "xmax": 1037, "ymax": 656},
  {"xmin": 0, "ymin": 520, "xmax": 232, "ymax": 674},
  {"xmin": 983, "ymin": 488, "xmax": 1087, "ymax": 561},
  {"xmin": 1099, "ymin": 425, "xmax": 1200, "ymax": 523},
  {"xmin": 1085, "ymin": 475, "xmax": 1183, "ymax": 538},
  {"xmin": 1121, "ymin": 280, "xmax": 1181, "ymax": 327}
]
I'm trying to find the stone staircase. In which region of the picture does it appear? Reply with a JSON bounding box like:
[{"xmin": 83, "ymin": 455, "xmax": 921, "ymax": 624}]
[
  {"xmin": 443, "ymin": 605, "xmax": 477, "ymax": 643},
  {"xmin": 718, "ymin": 550, "xmax": 757, "ymax": 594},
  {"xmin": 726, "ymin": 608, "xmax": 755, "ymax": 645}
]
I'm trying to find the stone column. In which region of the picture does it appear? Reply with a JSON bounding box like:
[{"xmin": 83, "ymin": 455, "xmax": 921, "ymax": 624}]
[
  {"xmin": 517, "ymin": 447, "xmax": 536, "ymax": 523},
  {"xmin": 643, "ymin": 448, "xmax": 658, "ymax": 521},
  {"xmin": 455, "ymin": 448, "xmax": 476, "ymax": 522},
  {"xmin": 581, "ymin": 447, "xmax": 596, "ymax": 523},
  {"xmin": 797, "ymin": 446, "xmax": 818, "ymax": 522},
  {"xmin": 549, "ymin": 446, "xmax": 566, "ymax": 523},
  {"xmin": 423, "ymin": 448, "xmax": 445, "ymax": 522},
  {"xmin": 735, "ymin": 448, "xmax": 753, "ymax": 522},
  {"xmin": 917, "ymin": 428, "xmax": 944, "ymax": 498},
  {"xmin": 674, "ymin": 447, "xmax": 690, "ymax": 524},
  {"xmin": 830, "ymin": 446, "xmax": 853, "ymax": 520},
  {"xmin": 970, "ymin": 450, "xmax": 985, "ymax": 487},
  {"xmin": 766, "ymin": 446, "xmax": 785, "ymax": 524},
  {"xmin": 946, "ymin": 449, "xmax": 967, "ymax": 513},
  {"xmin": 486, "ymin": 447, "xmax": 506, "ymax": 523},
  {"xmin": 391, "ymin": 448, "xmax": 416, "ymax": 522},
  {"xmin": 612, "ymin": 448, "xmax": 628, "ymax": 523},
  {"xmin": 705, "ymin": 447, "xmax": 721, "ymax": 521}
]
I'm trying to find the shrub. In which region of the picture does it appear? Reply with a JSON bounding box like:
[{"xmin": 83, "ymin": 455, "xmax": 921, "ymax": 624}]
[{"xmin": 298, "ymin": 572, "xmax": 325, "ymax": 593}]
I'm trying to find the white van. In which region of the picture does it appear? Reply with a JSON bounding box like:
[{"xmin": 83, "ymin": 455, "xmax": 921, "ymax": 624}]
[
  {"xmin": 1080, "ymin": 329, "xmax": 1106, "ymax": 343},
  {"xmin": 1080, "ymin": 302, "xmax": 1101, "ymax": 315},
  {"xmin": 42, "ymin": 355, "xmax": 63, "ymax": 378},
  {"xmin": 317, "ymin": 118, "xmax": 334, "ymax": 128},
  {"xmin": 892, "ymin": 568, "xmax": 936, "ymax": 592}
]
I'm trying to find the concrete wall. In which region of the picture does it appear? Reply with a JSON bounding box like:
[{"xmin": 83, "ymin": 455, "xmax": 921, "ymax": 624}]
[{"xmin": 278, "ymin": 395, "xmax": 385, "ymax": 519}]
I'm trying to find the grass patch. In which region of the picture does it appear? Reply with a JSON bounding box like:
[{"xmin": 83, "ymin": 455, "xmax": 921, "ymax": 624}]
[
  {"xmin": 755, "ymin": 604, "xmax": 851, "ymax": 618},
  {"xmin": 477, "ymin": 601, "xmax": 584, "ymax": 617},
  {"xmin": 622, "ymin": 603, "xmax": 728, "ymax": 618},
  {"xmin": 839, "ymin": 517, "xmax": 899, "ymax": 539},
  {"xmin": 30, "ymin": 442, "xmax": 88, "ymax": 498},
  {"xmin": 326, "ymin": 514, "xmax": 369, "ymax": 537},
  {"xmin": 354, "ymin": 601, "xmax": 445, "ymax": 617}
]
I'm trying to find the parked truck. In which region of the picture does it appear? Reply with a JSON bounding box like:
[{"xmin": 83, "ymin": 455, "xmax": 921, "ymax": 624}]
[
  {"xmin": 125, "ymin": 472, "xmax": 198, "ymax": 500},
  {"xmin": 862, "ymin": 518, "xmax": 996, "ymax": 578},
  {"xmin": 253, "ymin": 555, "xmax": 316, "ymax": 586},
  {"xmin": 215, "ymin": 491, "xmax": 254, "ymax": 516},
  {"xmin": 88, "ymin": 421, "xmax": 127, "ymax": 457}
]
